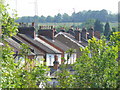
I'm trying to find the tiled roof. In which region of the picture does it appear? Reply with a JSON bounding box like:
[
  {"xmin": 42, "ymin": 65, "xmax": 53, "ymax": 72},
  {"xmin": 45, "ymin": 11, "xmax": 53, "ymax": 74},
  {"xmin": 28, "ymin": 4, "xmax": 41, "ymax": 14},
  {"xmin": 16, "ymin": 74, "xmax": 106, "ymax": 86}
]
[
  {"xmin": 14, "ymin": 34, "xmax": 62, "ymax": 54},
  {"xmin": 38, "ymin": 35, "xmax": 70, "ymax": 52},
  {"xmin": 34, "ymin": 37, "xmax": 62, "ymax": 54},
  {"xmin": 55, "ymin": 32, "xmax": 85, "ymax": 48},
  {"xmin": 5, "ymin": 38, "xmax": 21, "ymax": 50},
  {"xmin": 5, "ymin": 38, "xmax": 35, "ymax": 55}
]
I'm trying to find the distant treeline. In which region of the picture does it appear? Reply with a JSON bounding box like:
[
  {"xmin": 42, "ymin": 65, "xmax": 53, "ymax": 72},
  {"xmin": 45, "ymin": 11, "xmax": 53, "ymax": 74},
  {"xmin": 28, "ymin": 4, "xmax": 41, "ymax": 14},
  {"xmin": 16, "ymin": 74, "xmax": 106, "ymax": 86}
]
[{"xmin": 16, "ymin": 9, "xmax": 117, "ymax": 23}]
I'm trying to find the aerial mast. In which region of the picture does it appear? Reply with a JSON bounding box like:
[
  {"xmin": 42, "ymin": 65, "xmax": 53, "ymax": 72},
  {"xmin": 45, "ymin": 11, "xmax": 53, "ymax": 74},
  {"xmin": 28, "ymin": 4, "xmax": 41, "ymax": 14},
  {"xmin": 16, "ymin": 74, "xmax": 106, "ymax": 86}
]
[
  {"xmin": 34, "ymin": 0, "xmax": 38, "ymax": 30},
  {"xmin": 15, "ymin": 0, "xmax": 17, "ymax": 11}
]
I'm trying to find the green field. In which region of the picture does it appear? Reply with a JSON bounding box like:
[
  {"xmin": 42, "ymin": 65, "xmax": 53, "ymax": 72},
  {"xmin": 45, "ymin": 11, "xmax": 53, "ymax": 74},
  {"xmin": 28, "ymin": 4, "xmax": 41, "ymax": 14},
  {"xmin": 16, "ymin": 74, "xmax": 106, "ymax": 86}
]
[
  {"xmin": 38, "ymin": 22, "xmax": 118, "ymax": 31},
  {"xmin": 38, "ymin": 23, "xmax": 82, "ymax": 27}
]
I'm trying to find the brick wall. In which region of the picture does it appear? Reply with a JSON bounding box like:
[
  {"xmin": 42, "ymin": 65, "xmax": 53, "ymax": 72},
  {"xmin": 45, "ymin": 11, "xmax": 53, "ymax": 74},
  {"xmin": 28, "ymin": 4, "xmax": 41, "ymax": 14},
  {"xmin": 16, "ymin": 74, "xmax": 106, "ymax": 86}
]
[
  {"xmin": 38, "ymin": 29, "xmax": 54, "ymax": 40},
  {"xmin": 18, "ymin": 27, "xmax": 35, "ymax": 38}
]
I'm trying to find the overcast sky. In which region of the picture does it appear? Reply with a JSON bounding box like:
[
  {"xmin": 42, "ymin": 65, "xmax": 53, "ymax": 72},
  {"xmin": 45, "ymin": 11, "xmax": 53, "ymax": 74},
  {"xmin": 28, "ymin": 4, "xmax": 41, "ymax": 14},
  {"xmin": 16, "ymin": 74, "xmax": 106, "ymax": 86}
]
[{"xmin": 6, "ymin": 0, "xmax": 119, "ymax": 17}]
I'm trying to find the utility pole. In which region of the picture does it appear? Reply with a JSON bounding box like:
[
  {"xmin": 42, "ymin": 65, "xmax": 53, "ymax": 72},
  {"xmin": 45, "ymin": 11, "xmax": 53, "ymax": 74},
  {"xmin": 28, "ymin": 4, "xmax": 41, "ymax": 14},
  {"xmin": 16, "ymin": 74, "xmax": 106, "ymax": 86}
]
[
  {"xmin": 15, "ymin": 0, "xmax": 17, "ymax": 12},
  {"xmin": 34, "ymin": 0, "xmax": 39, "ymax": 30},
  {"xmin": 34, "ymin": 0, "xmax": 38, "ymax": 16},
  {"xmin": 72, "ymin": 8, "xmax": 75, "ymax": 28}
]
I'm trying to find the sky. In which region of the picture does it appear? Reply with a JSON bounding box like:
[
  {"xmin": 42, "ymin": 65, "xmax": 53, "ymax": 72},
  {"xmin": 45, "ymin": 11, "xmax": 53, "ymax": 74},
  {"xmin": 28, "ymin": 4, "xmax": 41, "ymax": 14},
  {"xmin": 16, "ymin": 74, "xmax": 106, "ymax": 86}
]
[{"xmin": 6, "ymin": 0, "xmax": 119, "ymax": 17}]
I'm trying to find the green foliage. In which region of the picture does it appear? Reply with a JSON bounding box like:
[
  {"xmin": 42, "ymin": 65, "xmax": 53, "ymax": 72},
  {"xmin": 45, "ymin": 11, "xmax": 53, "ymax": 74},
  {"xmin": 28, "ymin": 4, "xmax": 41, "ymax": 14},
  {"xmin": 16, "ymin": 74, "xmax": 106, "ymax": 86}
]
[
  {"xmin": 74, "ymin": 37, "xmax": 118, "ymax": 88},
  {"xmin": 20, "ymin": 43, "xmax": 31, "ymax": 56},
  {"xmin": 109, "ymin": 32, "xmax": 120, "ymax": 88},
  {"xmin": 0, "ymin": 2, "xmax": 49, "ymax": 88},
  {"xmin": 1, "ymin": 44, "xmax": 49, "ymax": 88},
  {"xmin": 16, "ymin": 9, "xmax": 117, "ymax": 23},
  {"xmin": 54, "ymin": 13, "xmax": 62, "ymax": 23},
  {"xmin": 0, "ymin": 2, "xmax": 18, "ymax": 38},
  {"xmin": 109, "ymin": 32, "xmax": 120, "ymax": 48},
  {"xmin": 55, "ymin": 49, "xmax": 75, "ymax": 88},
  {"xmin": 54, "ymin": 33, "xmax": 119, "ymax": 88}
]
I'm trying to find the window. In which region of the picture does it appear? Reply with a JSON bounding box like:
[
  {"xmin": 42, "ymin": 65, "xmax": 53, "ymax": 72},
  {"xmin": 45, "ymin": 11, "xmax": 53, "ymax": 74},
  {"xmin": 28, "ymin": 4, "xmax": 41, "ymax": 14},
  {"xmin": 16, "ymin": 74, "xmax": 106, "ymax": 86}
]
[{"xmin": 49, "ymin": 55, "xmax": 52, "ymax": 66}]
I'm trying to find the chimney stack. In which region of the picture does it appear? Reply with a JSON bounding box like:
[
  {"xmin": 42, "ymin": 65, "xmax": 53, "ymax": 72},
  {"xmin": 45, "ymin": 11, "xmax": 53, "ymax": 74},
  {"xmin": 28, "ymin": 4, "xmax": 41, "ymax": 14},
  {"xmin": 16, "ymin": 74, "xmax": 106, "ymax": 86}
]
[
  {"xmin": 88, "ymin": 27, "xmax": 94, "ymax": 38},
  {"xmin": 74, "ymin": 28, "xmax": 81, "ymax": 42},
  {"xmin": 32, "ymin": 22, "xmax": 35, "ymax": 27},
  {"xmin": 81, "ymin": 28, "xmax": 87, "ymax": 40},
  {"xmin": 18, "ymin": 27, "xmax": 36, "ymax": 38},
  {"xmin": 38, "ymin": 26, "xmax": 55, "ymax": 40},
  {"xmin": 53, "ymin": 55, "xmax": 59, "ymax": 70}
]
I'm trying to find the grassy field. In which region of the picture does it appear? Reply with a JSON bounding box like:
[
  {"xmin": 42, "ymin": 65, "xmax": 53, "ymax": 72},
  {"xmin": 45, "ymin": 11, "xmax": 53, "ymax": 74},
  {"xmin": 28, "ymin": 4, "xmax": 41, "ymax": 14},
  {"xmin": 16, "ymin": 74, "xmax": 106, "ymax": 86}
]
[
  {"xmin": 38, "ymin": 23, "xmax": 82, "ymax": 27},
  {"xmin": 103, "ymin": 22, "xmax": 118, "ymax": 28},
  {"xmin": 38, "ymin": 22, "xmax": 118, "ymax": 30}
]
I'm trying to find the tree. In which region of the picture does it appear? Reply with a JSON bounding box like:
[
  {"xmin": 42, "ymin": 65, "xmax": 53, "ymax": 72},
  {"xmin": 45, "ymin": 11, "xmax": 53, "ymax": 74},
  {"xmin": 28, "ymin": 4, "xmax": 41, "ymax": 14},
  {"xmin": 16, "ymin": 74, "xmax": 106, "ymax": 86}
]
[
  {"xmin": 62, "ymin": 13, "xmax": 71, "ymax": 22},
  {"xmin": 94, "ymin": 19, "xmax": 104, "ymax": 33},
  {"xmin": 99, "ymin": 9, "xmax": 108, "ymax": 22},
  {"xmin": 55, "ymin": 32, "xmax": 119, "ymax": 88},
  {"xmin": 54, "ymin": 13, "xmax": 62, "ymax": 23},
  {"xmin": 0, "ymin": 2, "xmax": 49, "ymax": 88},
  {"xmin": 73, "ymin": 37, "xmax": 118, "ymax": 88},
  {"xmin": 109, "ymin": 32, "xmax": 120, "ymax": 88},
  {"xmin": 1, "ymin": 43, "xmax": 49, "ymax": 88},
  {"xmin": 39, "ymin": 15, "xmax": 46, "ymax": 23},
  {"xmin": 104, "ymin": 22, "xmax": 111, "ymax": 37},
  {"xmin": 55, "ymin": 49, "xmax": 75, "ymax": 88},
  {"xmin": 16, "ymin": 9, "xmax": 117, "ymax": 23},
  {"xmin": 46, "ymin": 16, "xmax": 53, "ymax": 23}
]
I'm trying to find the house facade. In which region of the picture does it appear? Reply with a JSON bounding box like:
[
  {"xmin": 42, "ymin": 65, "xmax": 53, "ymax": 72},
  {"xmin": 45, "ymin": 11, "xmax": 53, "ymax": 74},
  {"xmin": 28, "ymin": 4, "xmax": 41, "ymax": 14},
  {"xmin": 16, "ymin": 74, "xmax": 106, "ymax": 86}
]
[
  {"xmin": 38, "ymin": 26, "xmax": 78, "ymax": 64},
  {"xmin": 11, "ymin": 26, "xmax": 62, "ymax": 67}
]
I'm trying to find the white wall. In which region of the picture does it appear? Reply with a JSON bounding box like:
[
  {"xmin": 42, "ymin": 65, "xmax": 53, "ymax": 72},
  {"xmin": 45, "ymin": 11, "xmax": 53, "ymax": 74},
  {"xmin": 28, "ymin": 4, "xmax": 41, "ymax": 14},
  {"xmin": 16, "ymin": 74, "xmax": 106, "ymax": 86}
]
[
  {"xmin": 46, "ymin": 54, "xmax": 61, "ymax": 66},
  {"xmin": 15, "ymin": 55, "xmax": 44, "ymax": 66},
  {"xmin": 64, "ymin": 53, "xmax": 76, "ymax": 64},
  {"xmin": 36, "ymin": 56, "xmax": 44, "ymax": 65}
]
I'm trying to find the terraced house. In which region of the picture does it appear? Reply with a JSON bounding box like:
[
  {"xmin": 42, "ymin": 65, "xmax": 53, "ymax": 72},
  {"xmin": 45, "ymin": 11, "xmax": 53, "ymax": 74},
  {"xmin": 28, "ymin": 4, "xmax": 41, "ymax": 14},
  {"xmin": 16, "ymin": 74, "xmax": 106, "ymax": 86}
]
[{"xmin": 5, "ymin": 23, "xmax": 101, "ymax": 68}]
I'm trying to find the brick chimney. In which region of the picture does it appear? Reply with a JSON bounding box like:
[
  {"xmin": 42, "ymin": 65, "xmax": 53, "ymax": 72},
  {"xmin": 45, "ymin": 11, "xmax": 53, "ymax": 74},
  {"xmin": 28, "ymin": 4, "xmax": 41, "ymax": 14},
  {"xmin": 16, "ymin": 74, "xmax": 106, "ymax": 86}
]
[
  {"xmin": 53, "ymin": 55, "xmax": 59, "ymax": 70},
  {"xmin": 38, "ymin": 28, "xmax": 54, "ymax": 40},
  {"xmin": 53, "ymin": 28, "xmax": 57, "ymax": 35},
  {"xmin": 81, "ymin": 28, "xmax": 87, "ymax": 40},
  {"xmin": 32, "ymin": 22, "xmax": 35, "ymax": 27},
  {"xmin": 88, "ymin": 27, "xmax": 94, "ymax": 38},
  {"xmin": 18, "ymin": 27, "xmax": 36, "ymax": 38},
  {"xmin": 74, "ymin": 29, "xmax": 81, "ymax": 42}
]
